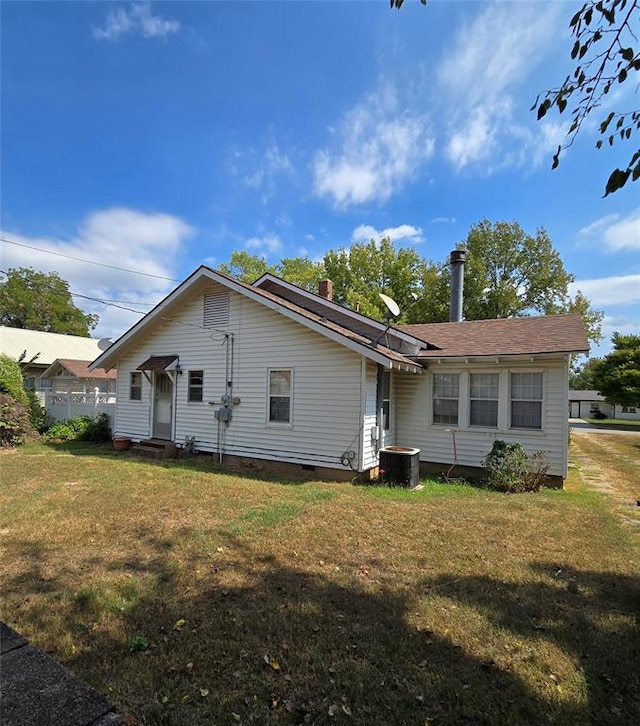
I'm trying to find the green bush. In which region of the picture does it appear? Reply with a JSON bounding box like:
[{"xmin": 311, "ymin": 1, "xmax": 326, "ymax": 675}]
[
  {"xmin": 0, "ymin": 354, "xmax": 27, "ymax": 405},
  {"xmin": 483, "ymin": 440, "xmax": 549, "ymax": 493},
  {"xmin": 25, "ymin": 389, "xmax": 51, "ymax": 433},
  {"xmin": 44, "ymin": 412, "xmax": 111, "ymax": 442},
  {"xmin": 0, "ymin": 393, "xmax": 37, "ymax": 447}
]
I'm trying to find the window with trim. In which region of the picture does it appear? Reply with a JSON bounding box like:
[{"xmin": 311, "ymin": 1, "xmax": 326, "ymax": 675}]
[
  {"xmin": 130, "ymin": 371, "xmax": 142, "ymax": 401},
  {"xmin": 188, "ymin": 370, "xmax": 204, "ymax": 402},
  {"xmin": 510, "ymin": 372, "xmax": 543, "ymax": 429},
  {"xmin": 470, "ymin": 372, "xmax": 499, "ymax": 427},
  {"xmin": 269, "ymin": 369, "xmax": 292, "ymax": 423},
  {"xmin": 433, "ymin": 373, "xmax": 459, "ymax": 425}
]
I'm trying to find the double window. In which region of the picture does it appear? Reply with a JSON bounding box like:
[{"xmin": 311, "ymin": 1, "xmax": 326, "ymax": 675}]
[
  {"xmin": 188, "ymin": 370, "xmax": 204, "ymax": 402},
  {"xmin": 433, "ymin": 373, "xmax": 459, "ymax": 425},
  {"xmin": 269, "ymin": 369, "xmax": 292, "ymax": 424},
  {"xmin": 130, "ymin": 371, "xmax": 142, "ymax": 401}
]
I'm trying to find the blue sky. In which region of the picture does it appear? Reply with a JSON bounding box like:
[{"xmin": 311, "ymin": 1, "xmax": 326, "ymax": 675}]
[{"xmin": 1, "ymin": 0, "xmax": 638, "ymax": 357}]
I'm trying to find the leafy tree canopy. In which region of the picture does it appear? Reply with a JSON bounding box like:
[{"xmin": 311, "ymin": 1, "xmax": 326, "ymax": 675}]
[
  {"xmin": 590, "ymin": 332, "xmax": 640, "ymax": 405},
  {"xmin": 0, "ymin": 353, "xmax": 28, "ymax": 405},
  {"xmin": 0, "ymin": 268, "xmax": 98, "ymax": 337},
  {"xmin": 220, "ymin": 218, "xmax": 604, "ymax": 348},
  {"xmin": 569, "ymin": 356, "xmax": 603, "ymax": 389},
  {"xmin": 392, "ymin": 0, "xmax": 640, "ymax": 196}
]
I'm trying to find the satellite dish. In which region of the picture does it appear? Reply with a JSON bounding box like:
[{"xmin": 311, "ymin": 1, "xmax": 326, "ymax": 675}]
[
  {"xmin": 97, "ymin": 338, "xmax": 114, "ymax": 351},
  {"xmin": 379, "ymin": 293, "xmax": 400, "ymax": 318}
]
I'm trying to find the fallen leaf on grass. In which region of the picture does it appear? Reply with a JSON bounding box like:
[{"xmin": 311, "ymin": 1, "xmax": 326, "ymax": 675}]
[
  {"xmin": 172, "ymin": 619, "xmax": 186, "ymax": 631},
  {"xmin": 263, "ymin": 654, "xmax": 280, "ymax": 670}
]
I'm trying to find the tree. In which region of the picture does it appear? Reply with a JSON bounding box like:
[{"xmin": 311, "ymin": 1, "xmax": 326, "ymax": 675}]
[
  {"xmin": 450, "ymin": 220, "xmax": 604, "ymax": 346},
  {"xmin": 219, "ymin": 251, "xmax": 325, "ymax": 293},
  {"xmin": 590, "ymin": 332, "xmax": 640, "ymax": 405},
  {"xmin": 533, "ymin": 0, "xmax": 640, "ymax": 196},
  {"xmin": 392, "ymin": 0, "xmax": 640, "ymax": 196},
  {"xmin": 569, "ymin": 356, "xmax": 603, "ymax": 389},
  {"xmin": 0, "ymin": 268, "xmax": 98, "ymax": 336},
  {"xmin": 220, "ymin": 219, "xmax": 603, "ymax": 347},
  {"xmin": 323, "ymin": 237, "xmax": 431, "ymax": 320}
]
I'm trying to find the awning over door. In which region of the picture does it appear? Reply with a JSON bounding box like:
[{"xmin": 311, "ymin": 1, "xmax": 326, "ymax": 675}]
[{"xmin": 136, "ymin": 355, "xmax": 179, "ymax": 371}]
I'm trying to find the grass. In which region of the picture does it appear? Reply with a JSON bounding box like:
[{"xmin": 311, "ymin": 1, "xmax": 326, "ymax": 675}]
[
  {"xmin": 583, "ymin": 417, "xmax": 640, "ymax": 428},
  {"xmin": 1, "ymin": 435, "xmax": 639, "ymax": 725}
]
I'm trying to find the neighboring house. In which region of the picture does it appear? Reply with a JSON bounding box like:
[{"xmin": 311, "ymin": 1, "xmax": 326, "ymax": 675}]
[
  {"xmin": 568, "ymin": 390, "xmax": 612, "ymax": 419},
  {"xmin": 0, "ymin": 326, "xmax": 108, "ymax": 392},
  {"xmin": 0, "ymin": 327, "xmax": 116, "ymax": 424},
  {"xmin": 90, "ymin": 262, "xmax": 589, "ymax": 486},
  {"xmin": 569, "ymin": 389, "xmax": 640, "ymax": 420},
  {"xmin": 40, "ymin": 359, "xmax": 116, "ymax": 400}
]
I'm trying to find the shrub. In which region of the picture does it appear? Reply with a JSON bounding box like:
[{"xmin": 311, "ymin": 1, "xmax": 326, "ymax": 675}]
[
  {"xmin": 25, "ymin": 389, "xmax": 51, "ymax": 433},
  {"xmin": 483, "ymin": 440, "xmax": 549, "ymax": 493},
  {"xmin": 0, "ymin": 354, "xmax": 27, "ymax": 405},
  {"xmin": 0, "ymin": 393, "xmax": 37, "ymax": 447},
  {"xmin": 44, "ymin": 412, "xmax": 111, "ymax": 442}
]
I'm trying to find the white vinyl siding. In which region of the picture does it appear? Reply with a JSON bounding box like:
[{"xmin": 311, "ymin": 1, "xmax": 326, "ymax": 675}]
[
  {"xmin": 112, "ymin": 281, "xmax": 364, "ymax": 470},
  {"xmin": 395, "ymin": 360, "xmax": 570, "ymax": 478}
]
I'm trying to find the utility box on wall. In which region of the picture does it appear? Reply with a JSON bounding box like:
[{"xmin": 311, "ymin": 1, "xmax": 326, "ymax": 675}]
[{"xmin": 379, "ymin": 446, "xmax": 420, "ymax": 488}]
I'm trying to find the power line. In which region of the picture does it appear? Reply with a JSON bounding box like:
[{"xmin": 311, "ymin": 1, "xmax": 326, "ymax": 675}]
[{"xmin": 0, "ymin": 236, "xmax": 182, "ymax": 283}]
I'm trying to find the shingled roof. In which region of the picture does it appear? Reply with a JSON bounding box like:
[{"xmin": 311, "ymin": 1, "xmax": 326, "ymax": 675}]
[
  {"xmin": 42, "ymin": 359, "xmax": 116, "ymax": 380},
  {"xmin": 401, "ymin": 314, "xmax": 589, "ymax": 359}
]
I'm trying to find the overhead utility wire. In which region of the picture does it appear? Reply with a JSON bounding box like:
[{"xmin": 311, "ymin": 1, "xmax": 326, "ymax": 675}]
[{"xmin": 0, "ymin": 236, "xmax": 182, "ymax": 283}]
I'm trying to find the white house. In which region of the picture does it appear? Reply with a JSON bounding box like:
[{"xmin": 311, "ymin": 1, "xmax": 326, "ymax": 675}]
[
  {"xmin": 0, "ymin": 326, "xmax": 108, "ymax": 392},
  {"xmin": 90, "ymin": 261, "xmax": 589, "ymax": 486},
  {"xmin": 569, "ymin": 389, "xmax": 639, "ymax": 420}
]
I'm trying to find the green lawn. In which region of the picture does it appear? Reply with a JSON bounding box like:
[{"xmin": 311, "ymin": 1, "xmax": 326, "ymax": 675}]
[
  {"xmin": 1, "ymin": 439, "xmax": 639, "ymax": 725},
  {"xmin": 583, "ymin": 416, "xmax": 640, "ymax": 428}
]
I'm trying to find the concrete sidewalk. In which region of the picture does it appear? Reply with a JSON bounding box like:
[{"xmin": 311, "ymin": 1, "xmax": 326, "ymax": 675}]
[{"xmin": 1, "ymin": 621, "xmax": 123, "ymax": 726}]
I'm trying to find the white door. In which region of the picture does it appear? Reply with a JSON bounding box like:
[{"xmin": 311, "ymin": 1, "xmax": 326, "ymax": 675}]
[{"xmin": 153, "ymin": 372, "xmax": 173, "ymax": 440}]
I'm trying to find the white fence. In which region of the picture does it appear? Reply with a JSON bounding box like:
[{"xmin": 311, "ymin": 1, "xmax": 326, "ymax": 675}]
[{"xmin": 42, "ymin": 391, "xmax": 116, "ymax": 431}]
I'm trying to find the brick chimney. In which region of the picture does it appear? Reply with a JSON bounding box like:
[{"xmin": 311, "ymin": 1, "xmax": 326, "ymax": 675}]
[{"xmin": 318, "ymin": 279, "xmax": 333, "ymax": 301}]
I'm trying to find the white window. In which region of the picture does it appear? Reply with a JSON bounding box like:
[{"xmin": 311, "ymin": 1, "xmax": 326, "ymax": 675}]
[
  {"xmin": 511, "ymin": 372, "xmax": 543, "ymax": 429},
  {"xmin": 433, "ymin": 373, "xmax": 459, "ymax": 425},
  {"xmin": 268, "ymin": 369, "xmax": 292, "ymax": 424},
  {"xmin": 470, "ymin": 372, "xmax": 499, "ymax": 427},
  {"xmin": 188, "ymin": 370, "xmax": 204, "ymax": 402},
  {"xmin": 130, "ymin": 371, "xmax": 142, "ymax": 401}
]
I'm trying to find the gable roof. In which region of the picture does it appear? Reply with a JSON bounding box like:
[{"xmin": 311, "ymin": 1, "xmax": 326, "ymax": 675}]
[
  {"xmin": 90, "ymin": 266, "xmax": 424, "ymax": 374},
  {"xmin": 41, "ymin": 359, "xmax": 116, "ymax": 380},
  {"xmin": 401, "ymin": 314, "xmax": 589, "ymax": 359},
  {"xmin": 0, "ymin": 326, "xmax": 105, "ymax": 367}
]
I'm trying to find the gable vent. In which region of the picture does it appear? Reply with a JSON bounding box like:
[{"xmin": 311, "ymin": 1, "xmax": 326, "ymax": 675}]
[{"xmin": 203, "ymin": 289, "xmax": 230, "ymax": 328}]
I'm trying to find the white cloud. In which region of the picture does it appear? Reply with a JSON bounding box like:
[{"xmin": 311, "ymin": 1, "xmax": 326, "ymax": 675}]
[
  {"xmin": 438, "ymin": 1, "xmax": 562, "ymax": 172},
  {"xmin": 569, "ymin": 274, "xmax": 640, "ymax": 307},
  {"xmin": 245, "ymin": 234, "xmax": 283, "ymax": 255},
  {"xmin": 313, "ymin": 84, "xmax": 434, "ymax": 208},
  {"xmin": 578, "ymin": 209, "xmax": 640, "ymax": 252},
  {"xmin": 431, "ymin": 217, "xmax": 457, "ymax": 224},
  {"xmin": 352, "ymin": 224, "xmax": 424, "ymax": 244},
  {"xmin": 235, "ymin": 142, "xmax": 294, "ymax": 203},
  {"xmin": 93, "ymin": 3, "xmax": 181, "ymax": 42},
  {"xmin": 1, "ymin": 207, "xmax": 194, "ymax": 339}
]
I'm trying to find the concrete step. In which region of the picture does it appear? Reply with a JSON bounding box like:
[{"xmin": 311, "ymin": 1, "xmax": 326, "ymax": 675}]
[{"xmin": 132, "ymin": 440, "xmax": 177, "ymax": 460}]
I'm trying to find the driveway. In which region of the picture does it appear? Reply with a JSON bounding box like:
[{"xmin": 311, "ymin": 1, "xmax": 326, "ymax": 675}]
[{"xmin": 569, "ymin": 418, "xmax": 640, "ymax": 435}]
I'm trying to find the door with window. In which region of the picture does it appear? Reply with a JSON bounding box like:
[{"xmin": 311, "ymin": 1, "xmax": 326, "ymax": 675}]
[
  {"xmin": 376, "ymin": 366, "xmax": 393, "ymax": 448},
  {"xmin": 153, "ymin": 372, "xmax": 174, "ymax": 439}
]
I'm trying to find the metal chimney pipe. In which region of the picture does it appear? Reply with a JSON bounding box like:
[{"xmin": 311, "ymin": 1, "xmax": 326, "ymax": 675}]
[{"xmin": 449, "ymin": 249, "xmax": 466, "ymax": 322}]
